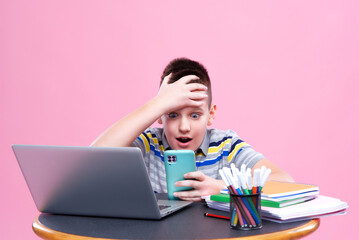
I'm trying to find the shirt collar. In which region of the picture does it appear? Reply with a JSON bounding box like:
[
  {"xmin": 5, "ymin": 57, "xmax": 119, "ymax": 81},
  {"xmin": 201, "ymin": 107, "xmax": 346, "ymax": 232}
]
[
  {"xmin": 197, "ymin": 130, "xmax": 209, "ymax": 156},
  {"xmin": 161, "ymin": 129, "xmax": 210, "ymax": 156},
  {"xmin": 161, "ymin": 130, "xmax": 172, "ymax": 151}
]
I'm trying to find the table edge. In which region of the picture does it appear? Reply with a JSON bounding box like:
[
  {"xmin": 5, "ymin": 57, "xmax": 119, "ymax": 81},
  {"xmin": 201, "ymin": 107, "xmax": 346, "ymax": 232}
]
[
  {"xmin": 213, "ymin": 219, "xmax": 320, "ymax": 240},
  {"xmin": 33, "ymin": 215, "xmax": 320, "ymax": 240},
  {"xmin": 33, "ymin": 216, "xmax": 118, "ymax": 240}
]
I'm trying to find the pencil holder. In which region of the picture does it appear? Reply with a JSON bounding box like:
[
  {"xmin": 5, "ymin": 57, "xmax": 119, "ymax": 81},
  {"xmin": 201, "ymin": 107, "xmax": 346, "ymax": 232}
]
[{"xmin": 230, "ymin": 193, "xmax": 262, "ymax": 230}]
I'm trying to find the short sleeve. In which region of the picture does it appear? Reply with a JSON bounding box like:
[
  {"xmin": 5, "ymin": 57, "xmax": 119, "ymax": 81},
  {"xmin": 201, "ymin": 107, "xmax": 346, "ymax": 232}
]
[
  {"xmin": 131, "ymin": 130, "xmax": 151, "ymax": 157},
  {"xmin": 226, "ymin": 130, "xmax": 265, "ymax": 169}
]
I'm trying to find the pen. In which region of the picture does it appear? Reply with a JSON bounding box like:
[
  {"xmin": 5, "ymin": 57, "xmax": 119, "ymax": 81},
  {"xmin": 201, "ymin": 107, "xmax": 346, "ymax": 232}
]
[
  {"xmin": 259, "ymin": 168, "xmax": 271, "ymax": 193},
  {"xmin": 204, "ymin": 213, "xmax": 230, "ymax": 220},
  {"xmin": 229, "ymin": 185, "xmax": 256, "ymax": 226},
  {"xmin": 218, "ymin": 165, "xmax": 271, "ymax": 229},
  {"xmin": 252, "ymin": 168, "xmax": 261, "ymax": 194},
  {"xmin": 222, "ymin": 168, "xmax": 254, "ymax": 227},
  {"xmin": 226, "ymin": 166, "xmax": 261, "ymax": 226},
  {"xmin": 252, "ymin": 168, "xmax": 261, "ymax": 205},
  {"xmin": 247, "ymin": 170, "xmax": 253, "ymax": 194},
  {"xmin": 219, "ymin": 169, "xmax": 246, "ymax": 227},
  {"xmin": 260, "ymin": 166, "xmax": 267, "ymax": 181}
]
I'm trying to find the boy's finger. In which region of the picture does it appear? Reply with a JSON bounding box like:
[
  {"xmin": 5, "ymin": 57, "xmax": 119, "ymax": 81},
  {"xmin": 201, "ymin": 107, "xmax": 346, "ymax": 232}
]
[
  {"xmin": 178, "ymin": 196, "xmax": 202, "ymax": 201},
  {"xmin": 162, "ymin": 73, "xmax": 172, "ymax": 85},
  {"xmin": 175, "ymin": 179, "xmax": 201, "ymax": 188},
  {"xmin": 173, "ymin": 189, "xmax": 201, "ymax": 198},
  {"xmin": 189, "ymin": 92, "xmax": 208, "ymax": 100},
  {"xmin": 185, "ymin": 98, "xmax": 207, "ymax": 109},
  {"xmin": 184, "ymin": 171, "xmax": 206, "ymax": 181},
  {"xmin": 178, "ymin": 74, "xmax": 200, "ymax": 84},
  {"xmin": 173, "ymin": 191, "xmax": 202, "ymax": 202},
  {"xmin": 187, "ymin": 83, "xmax": 208, "ymax": 92}
]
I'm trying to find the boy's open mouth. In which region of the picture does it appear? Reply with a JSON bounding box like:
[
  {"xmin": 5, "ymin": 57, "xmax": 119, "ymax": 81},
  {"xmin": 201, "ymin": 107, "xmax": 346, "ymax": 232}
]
[{"xmin": 176, "ymin": 137, "xmax": 192, "ymax": 143}]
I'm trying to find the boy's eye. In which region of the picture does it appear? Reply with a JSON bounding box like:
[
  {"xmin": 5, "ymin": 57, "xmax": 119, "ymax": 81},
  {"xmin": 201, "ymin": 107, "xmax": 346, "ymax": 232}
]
[
  {"xmin": 191, "ymin": 113, "xmax": 200, "ymax": 119},
  {"xmin": 168, "ymin": 113, "xmax": 178, "ymax": 118}
]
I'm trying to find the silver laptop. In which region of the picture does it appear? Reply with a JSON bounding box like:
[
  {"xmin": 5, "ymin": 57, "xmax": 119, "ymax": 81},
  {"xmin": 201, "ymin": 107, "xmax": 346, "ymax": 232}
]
[{"xmin": 12, "ymin": 145, "xmax": 193, "ymax": 219}]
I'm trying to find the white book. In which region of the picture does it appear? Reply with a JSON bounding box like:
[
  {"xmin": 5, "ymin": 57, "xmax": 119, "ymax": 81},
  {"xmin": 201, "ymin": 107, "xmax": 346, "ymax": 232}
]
[
  {"xmin": 205, "ymin": 195, "xmax": 348, "ymax": 223},
  {"xmin": 262, "ymin": 210, "xmax": 346, "ymax": 223},
  {"xmin": 261, "ymin": 195, "xmax": 348, "ymax": 220},
  {"xmin": 261, "ymin": 191, "xmax": 319, "ymax": 202}
]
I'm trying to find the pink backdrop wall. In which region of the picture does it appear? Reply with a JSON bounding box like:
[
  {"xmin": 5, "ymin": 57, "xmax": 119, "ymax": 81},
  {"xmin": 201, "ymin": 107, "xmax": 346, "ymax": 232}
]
[{"xmin": 1, "ymin": 1, "xmax": 358, "ymax": 239}]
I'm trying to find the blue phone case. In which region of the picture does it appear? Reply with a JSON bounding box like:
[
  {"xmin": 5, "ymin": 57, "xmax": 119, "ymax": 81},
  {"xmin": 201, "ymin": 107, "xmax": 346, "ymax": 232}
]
[{"xmin": 164, "ymin": 150, "xmax": 196, "ymax": 200}]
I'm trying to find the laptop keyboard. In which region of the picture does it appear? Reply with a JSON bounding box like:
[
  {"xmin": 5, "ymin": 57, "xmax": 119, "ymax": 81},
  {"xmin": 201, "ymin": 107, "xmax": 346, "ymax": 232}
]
[{"xmin": 159, "ymin": 205, "xmax": 171, "ymax": 210}]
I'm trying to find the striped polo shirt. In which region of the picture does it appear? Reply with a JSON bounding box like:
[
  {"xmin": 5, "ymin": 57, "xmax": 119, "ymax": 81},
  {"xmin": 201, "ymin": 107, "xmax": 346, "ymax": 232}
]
[{"xmin": 132, "ymin": 128, "xmax": 264, "ymax": 193}]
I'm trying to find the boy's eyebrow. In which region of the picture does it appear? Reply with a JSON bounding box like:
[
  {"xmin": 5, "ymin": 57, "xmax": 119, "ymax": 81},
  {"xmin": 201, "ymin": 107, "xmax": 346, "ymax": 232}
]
[{"xmin": 189, "ymin": 107, "xmax": 205, "ymax": 112}]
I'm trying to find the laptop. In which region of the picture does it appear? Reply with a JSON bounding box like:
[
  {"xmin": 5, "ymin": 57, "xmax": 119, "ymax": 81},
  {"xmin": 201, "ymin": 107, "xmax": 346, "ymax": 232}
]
[{"xmin": 12, "ymin": 144, "xmax": 193, "ymax": 219}]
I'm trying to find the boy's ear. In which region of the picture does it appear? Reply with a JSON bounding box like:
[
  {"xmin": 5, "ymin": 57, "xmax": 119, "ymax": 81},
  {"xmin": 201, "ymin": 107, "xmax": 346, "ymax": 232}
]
[{"xmin": 207, "ymin": 104, "xmax": 217, "ymax": 126}]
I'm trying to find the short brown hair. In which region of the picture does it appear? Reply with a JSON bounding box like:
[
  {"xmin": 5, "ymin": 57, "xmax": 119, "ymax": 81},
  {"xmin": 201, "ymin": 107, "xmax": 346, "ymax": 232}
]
[{"xmin": 160, "ymin": 58, "xmax": 212, "ymax": 106}]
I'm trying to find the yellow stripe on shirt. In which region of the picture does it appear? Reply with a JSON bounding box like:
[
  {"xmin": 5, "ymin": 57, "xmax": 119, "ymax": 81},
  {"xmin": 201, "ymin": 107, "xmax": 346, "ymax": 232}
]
[
  {"xmin": 228, "ymin": 142, "xmax": 248, "ymax": 162},
  {"xmin": 195, "ymin": 151, "xmax": 205, "ymax": 157},
  {"xmin": 140, "ymin": 134, "xmax": 150, "ymax": 153},
  {"xmin": 146, "ymin": 132, "xmax": 165, "ymax": 151},
  {"xmin": 147, "ymin": 132, "xmax": 157, "ymax": 144},
  {"xmin": 208, "ymin": 139, "xmax": 232, "ymax": 154}
]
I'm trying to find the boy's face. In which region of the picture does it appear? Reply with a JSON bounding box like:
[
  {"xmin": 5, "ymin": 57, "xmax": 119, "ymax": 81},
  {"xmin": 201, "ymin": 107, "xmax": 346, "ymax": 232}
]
[{"xmin": 158, "ymin": 100, "xmax": 216, "ymax": 151}]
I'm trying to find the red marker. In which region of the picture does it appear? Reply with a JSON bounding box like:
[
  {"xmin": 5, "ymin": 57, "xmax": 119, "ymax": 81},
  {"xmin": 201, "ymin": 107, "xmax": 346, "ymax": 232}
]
[{"xmin": 204, "ymin": 213, "xmax": 230, "ymax": 220}]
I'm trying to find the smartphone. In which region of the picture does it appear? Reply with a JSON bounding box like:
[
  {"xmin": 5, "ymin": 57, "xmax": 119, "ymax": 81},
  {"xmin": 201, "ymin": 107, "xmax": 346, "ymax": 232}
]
[{"xmin": 164, "ymin": 150, "xmax": 196, "ymax": 200}]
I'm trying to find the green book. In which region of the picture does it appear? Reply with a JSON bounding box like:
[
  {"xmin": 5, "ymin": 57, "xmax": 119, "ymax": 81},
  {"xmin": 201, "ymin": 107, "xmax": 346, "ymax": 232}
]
[
  {"xmin": 261, "ymin": 196, "xmax": 314, "ymax": 208},
  {"xmin": 209, "ymin": 194, "xmax": 315, "ymax": 208},
  {"xmin": 210, "ymin": 194, "xmax": 230, "ymax": 203}
]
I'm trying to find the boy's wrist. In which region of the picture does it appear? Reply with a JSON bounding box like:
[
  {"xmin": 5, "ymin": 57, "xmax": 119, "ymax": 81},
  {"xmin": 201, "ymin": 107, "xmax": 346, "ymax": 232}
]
[{"xmin": 151, "ymin": 94, "xmax": 171, "ymax": 116}]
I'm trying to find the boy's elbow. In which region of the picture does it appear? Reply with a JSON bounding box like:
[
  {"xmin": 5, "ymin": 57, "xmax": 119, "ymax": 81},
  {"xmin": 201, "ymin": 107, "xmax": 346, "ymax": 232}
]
[
  {"xmin": 90, "ymin": 139, "xmax": 110, "ymax": 147},
  {"xmin": 90, "ymin": 141, "xmax": 102, "ymax": 147},
  {"xmin": 90, "ymin": 141, "xmax": 132, "ymax": 148}
]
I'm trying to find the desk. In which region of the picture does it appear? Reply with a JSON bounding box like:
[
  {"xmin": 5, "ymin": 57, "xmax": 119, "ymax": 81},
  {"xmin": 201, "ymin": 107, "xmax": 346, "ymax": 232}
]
[{"xmin": 33, "ymin": 202, "xmax": 319, "ymax": 240}]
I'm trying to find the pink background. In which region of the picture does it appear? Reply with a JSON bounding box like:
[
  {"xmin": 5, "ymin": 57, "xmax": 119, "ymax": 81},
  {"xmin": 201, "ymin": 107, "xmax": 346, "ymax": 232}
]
[{"xmin": 1, "ymin": 1, "xmax": 358, "ymax": 239}]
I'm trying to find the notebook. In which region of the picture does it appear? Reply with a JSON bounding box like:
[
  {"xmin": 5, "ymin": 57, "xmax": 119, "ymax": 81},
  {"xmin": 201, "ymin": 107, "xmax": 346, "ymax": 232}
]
[
  {"xmin": 261, "ymin": 195, "xmax": 348, "ymax": 222},
  {"xmin": 209, "ymin": 193, "xmax": 315, "ymax": 208},
  {"xmin": 261, "ymin": 181, "xmax": 319, "ymax": 200},
  {"xmin": 12, "ymin": 144, "xmax": 193, "ymax": 219}
]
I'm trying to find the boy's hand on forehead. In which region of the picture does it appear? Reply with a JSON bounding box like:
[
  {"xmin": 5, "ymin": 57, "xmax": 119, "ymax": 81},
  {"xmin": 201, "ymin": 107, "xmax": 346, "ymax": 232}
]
[{"xmin": 157, "ymin": 74, "xmax": 208, "ymax": 113}]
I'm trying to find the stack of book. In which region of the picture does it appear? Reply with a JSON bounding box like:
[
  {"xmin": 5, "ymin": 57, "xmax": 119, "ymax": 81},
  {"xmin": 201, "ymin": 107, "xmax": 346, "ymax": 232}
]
[
  {"xmin": 260, "ymin": 181, "xmax": 319, "ymax": 208},
  {"xmin": 205, "ymin": 181, "xmax": 348, "ymax": 223}
]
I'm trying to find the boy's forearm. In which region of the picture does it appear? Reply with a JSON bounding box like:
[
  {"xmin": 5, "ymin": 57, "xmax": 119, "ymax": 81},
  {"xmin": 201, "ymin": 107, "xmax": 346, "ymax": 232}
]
[
  {"xmin": 91, "ymin": 74, "xmax": 208, "ymax": 148},
  {"xmin": 267, "ymin": 171, "xmax": 294, "ymax": 183},
  {"xmin": 91, "ymin": 96, "xmax": 165, "ymax": 147},
  {"xmin": 252, "ymin": 158, "xmax": 294, "ymax": 183}
]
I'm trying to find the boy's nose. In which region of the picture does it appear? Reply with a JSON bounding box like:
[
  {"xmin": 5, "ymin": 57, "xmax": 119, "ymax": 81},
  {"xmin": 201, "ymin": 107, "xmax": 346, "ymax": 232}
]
[{"xmin": 179, "ymin": 117, "xmax": 190, "ymax": 133}]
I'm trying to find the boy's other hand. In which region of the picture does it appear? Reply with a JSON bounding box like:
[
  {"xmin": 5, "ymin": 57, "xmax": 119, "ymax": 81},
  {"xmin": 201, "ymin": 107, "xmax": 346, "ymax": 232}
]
[
  {"xmin": 173, "ymin": 171, "xmax": 225, "ymax": 201},
  {"xmin": 157, "ymin": 74, "xmax": 208, "ymax": 114}
]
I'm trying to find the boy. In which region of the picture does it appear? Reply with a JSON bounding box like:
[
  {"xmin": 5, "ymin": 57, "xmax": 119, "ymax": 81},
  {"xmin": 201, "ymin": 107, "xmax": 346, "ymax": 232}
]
[{"xmin": 91, "ymin": 58, "xmax": 293, "ymax": 201}]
